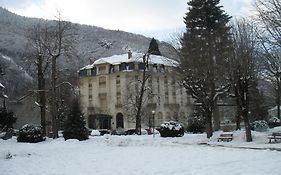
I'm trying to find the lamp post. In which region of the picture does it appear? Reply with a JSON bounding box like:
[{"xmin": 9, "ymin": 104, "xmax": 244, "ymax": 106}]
[{"xmin": 151, "ymin": 110, "xmax": 155, "ymax": 138}]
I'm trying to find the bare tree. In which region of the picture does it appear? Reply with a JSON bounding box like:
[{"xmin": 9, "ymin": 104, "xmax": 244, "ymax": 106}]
[
  {"xmin": 254, "ymin": 0, "xmax": 281, "ymax": 118},
  {"xmin": 25, "ymin": 23, "xmax": 51, "ymax": 136},
  {"xmin": 121, "ymin": 53, "xmax": 152, "ymax": 134},
  {"xmin": 122, "ymin": 69, "xmax": 153, "ymax": 133},
  {"xmin": 230, "ymin": 19, "xmax": 260, "ymax": 142},
  {"xmin": 43, "ymin": 13, "xmax": 76, "ymax": 138}
]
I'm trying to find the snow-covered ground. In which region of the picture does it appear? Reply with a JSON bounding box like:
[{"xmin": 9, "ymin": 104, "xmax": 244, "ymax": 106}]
[{"xmin": 1, "ymin": 130, "xmax": 281, "ymax": 175}]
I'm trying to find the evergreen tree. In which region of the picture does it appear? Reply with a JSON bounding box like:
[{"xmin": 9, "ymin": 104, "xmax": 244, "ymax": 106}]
[
  {"xmin": 63, "ymin": 98, "xmax": 88, "ymax": 141},
  {"xmin": 249, "ymin": 80, "xmax": 269, "ymax": 121},
  {"xmin": 148, "ymin": 38, "xmax": 161, "ymax": 55},
  {"xmin": 0, "ymin": 108, "xmax": 16, "ymax": 131},
  {"xmin": 179, "ymin": 0, "xmax": 232, "ymax": 138}
]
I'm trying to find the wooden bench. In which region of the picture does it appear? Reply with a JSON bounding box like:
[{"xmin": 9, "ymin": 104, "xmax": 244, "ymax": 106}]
[
  {"xmin": 217, "ymin": 132, "xmax": 233, "ymax": 142},
  {"xmin": 268, "ymin": 132, "xmax": 281, "ymax": 143}
]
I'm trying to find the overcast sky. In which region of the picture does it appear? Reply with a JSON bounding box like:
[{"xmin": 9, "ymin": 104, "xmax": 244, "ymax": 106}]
[{"xmin": 0, "ymin": 0, "xmax": 255, "ymax": 41}]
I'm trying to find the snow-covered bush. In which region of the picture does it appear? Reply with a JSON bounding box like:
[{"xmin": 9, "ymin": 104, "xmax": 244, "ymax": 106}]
[
  {"xmin": 251, "ymin": 120, "xmax": 269, "ymax": 132},
  {"xmin": 17, "ymin": 124, "xmax": 45, "ymax": 143},
  {"xmin": 268, "ymin": 117, "xmax": 281, "ymax": 128},
  {"xmin": 158, "ymin": 121, "xmax": 184, "ymax": 137}
]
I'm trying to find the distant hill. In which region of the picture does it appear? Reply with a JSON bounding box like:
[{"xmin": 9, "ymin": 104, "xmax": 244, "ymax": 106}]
[{"xmin": 0, "ymin": 6, "xmax": 177, "ymax": 100}]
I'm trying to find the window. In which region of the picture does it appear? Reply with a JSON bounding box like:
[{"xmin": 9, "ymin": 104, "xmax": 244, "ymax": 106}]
[
  {"xmin": 98, "ymin": 66, "xmax": 106, "ymax": 74},
  {"xmin": 88, "ymin": 95, "xmax": 93, "ymax": 101},
  {"xmin": 88, "ymin": 83, "xmax": 93, "ymax": 91},
  {"xmin": 115, "ymin": 65, "xmax": 119, "ymax": 72},
  {"xmin": 87, "ymin": 69, "xmax": 91, "ymax": 76},
  {"xmin": 164, "ymin": 79, "xmax": 168, "ymax": 85},
  {"xmin": 116, "ymin": 76, "xmax": 121, "ymax": 85},
  {"xmin": 99, "ymin": 94, "xmax": 107, "ymax": 112},
  {"xmin": 128, "ymin": 62, "xmax": 135, "ymax": 70},
  {"xmin": 99, "ymin": 77, "xmax": 106, "ymax": 87},
  {"xmin": 138, "ymin": 63, "xmax": 145, "ymax": 70},
  {"xmin": 165, "ymin": 91, "xmax": 169, "ymax": 103},
  {"xmin": 165, "ymin": 112, "xmax": 171, "ymax": 120}
]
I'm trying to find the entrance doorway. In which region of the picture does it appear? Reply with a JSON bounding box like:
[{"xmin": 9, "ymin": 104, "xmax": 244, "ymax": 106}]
[
  {"xmin": 88, "ymin": 114, "xmax": 112, "ymax": 130},
  {"xmin": 116, "ymin": 113, "xmax": 124, "ymax": 128}
]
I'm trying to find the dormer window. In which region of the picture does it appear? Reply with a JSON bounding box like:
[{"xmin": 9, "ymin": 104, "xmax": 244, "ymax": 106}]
[
  {"xmin": 153, "ymin": 64, "xmax": 158, "ymax": 72},
  {"xmin": 86, "ymin": 69, "xmax": 91, "ymax": 76},
  {"xmin": 98, "ymin": 66, "xmax": 106, "ymax": 74},
  {"xmin": 128, "ymin": 62, "xmax": 135, "ymax": 70},
  {"xmin": 138, "ymin": 63, "xmax": 145, "ymax": 70},
  {"xmin": 119, "ymin": 62, "xmax": 127, "ymax": 71}
]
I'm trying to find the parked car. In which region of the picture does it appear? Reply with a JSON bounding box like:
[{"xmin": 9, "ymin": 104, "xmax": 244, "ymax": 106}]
[
  {"xmin": 99, "ymin": 129, "xmax": 110, "ymax": 136},
  {"xmin": 111, "ymin": 128, "xmax": 126, "ymax": 136},
  {"xmin": 125, "ymin": 129, "xmax": 136, "ymax": 135},
  {"xmin": 91, "ymin": 130, "xmax": 101, "ymax": 136}
]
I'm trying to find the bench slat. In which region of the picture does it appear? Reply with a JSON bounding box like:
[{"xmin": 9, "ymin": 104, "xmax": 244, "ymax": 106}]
[
  {"xmin": 268, "ymin": 132, "xmax": 281, "ymax": 143},
  {"xmin": 217, "ymin": 132, "xmax": 233, "ymax": 142}
]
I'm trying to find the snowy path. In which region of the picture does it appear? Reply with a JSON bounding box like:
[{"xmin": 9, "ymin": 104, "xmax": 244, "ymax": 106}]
[{"xmin": 1, "ymin": 135, "xmax": 281, "ymax": 175}]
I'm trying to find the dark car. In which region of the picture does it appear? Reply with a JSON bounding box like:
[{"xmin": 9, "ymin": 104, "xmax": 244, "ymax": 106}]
[
  {"xmin": 125, "ymin": 129, "xmax": 136, "ymax": 135},
  {"xmin": 111, "ymin": 128, "xmax": 126, "ymax": 136}
]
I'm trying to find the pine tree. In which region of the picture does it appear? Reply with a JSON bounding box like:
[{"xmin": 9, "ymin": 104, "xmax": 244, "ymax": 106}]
[
  {"xmin": 0, "ymin": 108, "xmax": 16, "ymax": 131},
  {"xmin": 179, "ymin": 0, "xmax": 232, "ymax": 138},
  {"xmin": 148, "ymin": 38, "xmax": 161, "ymax": 55},
  {"xmin": 249, "ymin": 80, "xmax": 269, "ymax": 121},
  {"xmin": 63, "ymin": 98, "xmax": 88, "ymax": 141}
]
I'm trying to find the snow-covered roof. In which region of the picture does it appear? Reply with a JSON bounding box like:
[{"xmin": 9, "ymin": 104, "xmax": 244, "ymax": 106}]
[{"xmin": 80, "ymin": 53, "xmax": 178, "ymax": 70}]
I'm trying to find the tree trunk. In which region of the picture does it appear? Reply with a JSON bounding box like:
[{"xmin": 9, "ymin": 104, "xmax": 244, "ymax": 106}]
[
  {"xmin": 276, "ymin": 77, "xmax": 281, "ymax": 119},
  {"xmin": 213, "ymin": 104, "xmax": 220, "ymax": 131},
  {"xmin": 135, "ymin": 55, "xmax": 148, "ymax": 135},
  {"xmin": 205, "ymin": 110, "xmax": 213, "ymax": 138},
  {"xmin": 242, "ymin": 110, "xmax": 252, "ymax": 142},
  {"xmin": 38, "ymin": 57, "xmax": 46, "ymax": 136},
  {"xmin": 51, "ymin": 56, "xmax": 58, "ymax": 138},
  {"xmin": 236, "ymin": 114, "xmax": 241, "ymax": 130},
  {"xmin": 235, "ymin": 86, "xmax": 241, "ymax": 130}
]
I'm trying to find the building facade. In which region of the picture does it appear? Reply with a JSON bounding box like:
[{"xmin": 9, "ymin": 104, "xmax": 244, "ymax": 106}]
[{"xmin": 78, "ymin": 52, "xmax": 194, "ymax": 130}]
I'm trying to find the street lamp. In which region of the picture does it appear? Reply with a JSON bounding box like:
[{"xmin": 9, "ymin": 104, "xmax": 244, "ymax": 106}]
[{"xmin": 151, "ymin": 110, "xmax": 155, "ymax": 138}]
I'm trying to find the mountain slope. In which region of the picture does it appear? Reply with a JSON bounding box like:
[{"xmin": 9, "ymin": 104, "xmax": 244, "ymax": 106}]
[
  {"xmin": 0, "ymin": 6, "xmax": 177, "ymax": 98},
  {"xmin": 0, "ymin": 7, "xmax": 177, "ymax": 68}
]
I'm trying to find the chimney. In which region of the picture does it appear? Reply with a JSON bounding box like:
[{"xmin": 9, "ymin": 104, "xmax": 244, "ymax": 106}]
[{"xmin": 128, "ymin": 50, "xmax": 132, "ymax": 59}]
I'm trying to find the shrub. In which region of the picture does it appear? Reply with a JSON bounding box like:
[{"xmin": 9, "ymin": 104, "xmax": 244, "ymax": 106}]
[
  {"xmin": 0, "ymin": 108, "xmax": 16, "ymax": 130},
  {"xmin": 17, "ymin": 124, "xmax": 45, "ymax": 143},
  {"xmin": 63, "ymin": 98, "xmax": 89, "ymax": 141},
  {"xmin": 186, "ymin": 112, "xmax": 205, "ymax": 133},
  {"xmin": 251, "ymin": 120, "xmax": 269, "ymax": 132},
  {"xmin": 159, "ymin": 121, "xmax": 184, "ymax": 137},
  {"xmin": 268, "ymin": 117, "xmax": 281, "ymax": 128}
]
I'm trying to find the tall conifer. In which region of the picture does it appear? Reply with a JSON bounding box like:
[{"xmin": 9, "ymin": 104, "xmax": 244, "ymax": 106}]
[{"xmin": 179, "ymin": 0, "xmax": 232, "ymax": 138}]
